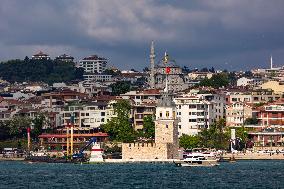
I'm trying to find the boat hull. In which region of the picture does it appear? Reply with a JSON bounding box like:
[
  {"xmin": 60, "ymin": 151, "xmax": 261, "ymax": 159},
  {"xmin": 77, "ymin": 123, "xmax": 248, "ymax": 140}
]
[{"xmin": 174, "ymin": 159, "xmax": 219, "ymax": 167}]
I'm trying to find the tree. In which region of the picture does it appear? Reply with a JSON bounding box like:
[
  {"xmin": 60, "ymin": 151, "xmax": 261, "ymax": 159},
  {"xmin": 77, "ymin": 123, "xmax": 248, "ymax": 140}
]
[
  {"xmin": 198, "ymin": 119, "xmax": 230, "ymax": 149},
  {"xmin": 7, "ymin": 116, "xmax": 32, "ymax": 138},
  {"xmin": 179, "ymin": 134, "xmax": 200, "ymax": 149},
  {"xmin": 244, "ymin": 117, "xmax": 258, "ymax": 125},
  {"xmin": 142, "ymin": 115, "xmax": 155, "ymax": 139},
  {"xmin": 199, "ymin": 73, "xmax": 230, "ymax": 88},
  {"xmin": 0, "ymin": 121, "xmax": 11, "ymax": 140},
  {"xmin": 235, "ymin": 126, "xmax": 249, "ymax": 150},
  {"xmin": 110, "ymin": 81, "xmax": 131, "ymax": 96},
  {"xmin": 32, "ymin": 114, "xmax": 46, "ymax": 140},
  {"xmin": 102, "ymin": 100, "xmax": 136, "ymax": 142}
]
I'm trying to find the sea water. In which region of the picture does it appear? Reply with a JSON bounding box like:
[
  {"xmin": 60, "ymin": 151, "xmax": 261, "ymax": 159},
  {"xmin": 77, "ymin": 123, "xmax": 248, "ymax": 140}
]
[{"xmin": 0, "ymin": 160, "xmax": 283, "ymax": 188}]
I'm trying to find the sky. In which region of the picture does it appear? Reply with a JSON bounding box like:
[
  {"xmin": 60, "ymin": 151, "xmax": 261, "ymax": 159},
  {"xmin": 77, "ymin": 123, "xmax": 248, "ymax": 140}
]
[{"xmin": 1, "ymin": 0, "xmax": 284, "ymax": 71}]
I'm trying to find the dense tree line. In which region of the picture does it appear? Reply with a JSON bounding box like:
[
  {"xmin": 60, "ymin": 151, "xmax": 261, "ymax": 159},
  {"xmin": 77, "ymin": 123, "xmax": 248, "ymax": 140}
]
[
  {"xmin": 0, "ymin": 59, "xmax": 84, "ymax": 84},
  {"xmin": 198, "ymin": 73, "xmax": 230, "ymax": 88},
  {"xmin": 179, "ymin": 119, "xmax": 249, "ymax": 151}
]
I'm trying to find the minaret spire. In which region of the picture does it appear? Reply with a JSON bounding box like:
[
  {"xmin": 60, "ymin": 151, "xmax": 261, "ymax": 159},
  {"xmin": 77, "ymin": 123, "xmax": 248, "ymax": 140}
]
[
  {"xmin": 150, "ymin": 41, "xmax": 155, "ymax": 89},
  {"xmin": 270, "ymin": 55, "xmax": 273, "ymax": 69}
]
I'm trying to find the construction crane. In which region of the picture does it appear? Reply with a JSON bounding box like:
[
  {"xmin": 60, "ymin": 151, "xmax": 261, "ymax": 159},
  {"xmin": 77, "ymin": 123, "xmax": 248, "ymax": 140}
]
[{"xmin": 72, "ymin": 137, "xmax": 97, "ymax": 162}]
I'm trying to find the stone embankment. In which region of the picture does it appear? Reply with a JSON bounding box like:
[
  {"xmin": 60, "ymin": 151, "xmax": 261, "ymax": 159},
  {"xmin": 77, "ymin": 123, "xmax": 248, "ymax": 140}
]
[{"xmin": 223, "ymin": 153, "xmax": 284, "ymax": 160}]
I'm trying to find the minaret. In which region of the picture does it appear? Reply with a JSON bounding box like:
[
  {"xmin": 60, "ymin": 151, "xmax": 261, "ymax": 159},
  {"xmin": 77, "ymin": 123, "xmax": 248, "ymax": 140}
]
[
  {"xmin": 150, "ymin": 41, "xmax": 155, "ymax": 89},
  {"xmin": 270, "ymin": 55, "xmax": 273, "ymax": 69}
]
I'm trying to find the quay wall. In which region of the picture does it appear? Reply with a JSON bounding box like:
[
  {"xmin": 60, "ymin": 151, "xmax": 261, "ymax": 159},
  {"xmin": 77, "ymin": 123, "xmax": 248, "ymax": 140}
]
[{"xmin": 223, "ymin": 153, "xmax": 284, "ymax": 160}]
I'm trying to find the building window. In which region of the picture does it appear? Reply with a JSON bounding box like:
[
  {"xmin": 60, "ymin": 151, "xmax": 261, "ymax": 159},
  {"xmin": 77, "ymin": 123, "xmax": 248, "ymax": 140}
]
[
  {"xmin": 166, "ymin": 111, "xmax": 169, "ymax": 118},
  {"xmin": 166, "ymin": 124, "xmax": 168, "ymax": 128},
  {"xmin": 160, "ymin": 112, "xmax": 162, "ymax": 117}
]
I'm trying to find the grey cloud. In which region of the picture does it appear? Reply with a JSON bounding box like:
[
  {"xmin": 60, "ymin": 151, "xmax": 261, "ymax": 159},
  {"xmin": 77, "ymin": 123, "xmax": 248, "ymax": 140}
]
[{"xmin": 0, "ymin": 0, "xmax": 284, "ymax": 71}]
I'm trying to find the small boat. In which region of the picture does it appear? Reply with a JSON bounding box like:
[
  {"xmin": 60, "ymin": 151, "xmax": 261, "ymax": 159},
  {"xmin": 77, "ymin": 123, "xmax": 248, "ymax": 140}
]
[{"xmin": 174, "ymin": 155, "xmax": 219, "ymax": 167}]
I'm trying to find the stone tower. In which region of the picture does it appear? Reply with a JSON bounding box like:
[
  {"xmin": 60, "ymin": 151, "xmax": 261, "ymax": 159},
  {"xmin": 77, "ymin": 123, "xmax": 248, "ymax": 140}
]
[
  {"xmin": 155, "ymin": 91, "xmax": 179, "ymax": 159},
  {"xmin": 149, "ymin": 41, "xmax": 155, "ymax": 89}
]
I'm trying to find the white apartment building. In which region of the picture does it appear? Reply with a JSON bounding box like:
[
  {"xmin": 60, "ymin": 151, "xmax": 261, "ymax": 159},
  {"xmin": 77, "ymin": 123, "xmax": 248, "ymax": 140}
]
[
  {"xmin": 174, "ymin": 96, "xmax": 214, "ymax": 136},
  {"xmin": 83, "ymin": 74, "xmax": 112, "ymax": 82},
  {"xmin": 61, "ymin": 102, "xmax": 116, "ymax": 129},
  {"xmin": 79, "ymin": 55, "xmax": 107, "ymax": 74},
  {"xmin": 174, "ymin": 92, "xmax": 226, "ymax": 136}
]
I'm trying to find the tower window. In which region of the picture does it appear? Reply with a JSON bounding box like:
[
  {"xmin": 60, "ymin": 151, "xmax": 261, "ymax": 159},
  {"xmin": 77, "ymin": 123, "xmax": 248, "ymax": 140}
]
[
  {"xmin": 166, "ymin": 111, "xmax": 169, "ymax": 118},
  {"xmin": 166, "ymin": 124, "xmax": 168, "ymax": 128},
  {"xmin": 160, "ymin": 112, "xmax": 162, "ymax": 117}
]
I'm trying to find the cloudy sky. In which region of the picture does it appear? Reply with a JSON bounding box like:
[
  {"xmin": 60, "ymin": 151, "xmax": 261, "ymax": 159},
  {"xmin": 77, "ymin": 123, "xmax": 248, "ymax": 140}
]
[{"xmin": 1, "ymin": 0, "xmax": 284, "ymax": 71}]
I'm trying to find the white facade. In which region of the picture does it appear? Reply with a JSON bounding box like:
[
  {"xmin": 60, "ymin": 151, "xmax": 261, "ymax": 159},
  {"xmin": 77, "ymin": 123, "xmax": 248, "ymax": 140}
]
[
  {"xmin": 79, "ymin": 55, "xmax": 107, "ymax": 74},
  {"xmin": 61, "ymin": 103, "xmax": 116, "ymax": 128},
  {"xmin": 237, "ymin": 77, "xmax": 252, "ymax": 87},
  {"xmin": 174, "ymin": 93, "xmax": 226, "ymax": 136},
  {"xmin": 83, "ymin": 74, "xmax": 112, "ymax": 82},
  {"xmin": 174, "ymin": 96, "xmax": 214, "ymax": 136}
]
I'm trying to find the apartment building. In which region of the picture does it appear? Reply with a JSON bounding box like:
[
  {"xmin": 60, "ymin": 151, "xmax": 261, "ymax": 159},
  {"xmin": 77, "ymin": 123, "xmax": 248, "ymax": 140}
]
[
  {"xmin": 79, "ymin": 55, "xmax": 107, "ymax": 74},
  {"xmin": 174, "ymin": 95, "xmax": 214, "ymax": 136},
  {"xmin": 226, "ymin": 102, "xmax": 253, "ymax": 127},
  {"xmin": 256, "ymin": 101, "xmax": 284, "ymax": 126},
  {"xmin": 60, "ymin": 102, "xmax": 116, "ymax": 129}
]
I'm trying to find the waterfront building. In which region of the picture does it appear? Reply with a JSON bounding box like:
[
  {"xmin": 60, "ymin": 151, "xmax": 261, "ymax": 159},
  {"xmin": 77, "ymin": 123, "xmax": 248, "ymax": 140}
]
[
  {"xmin": 248, "ymin": 127, "xmax": 284, "ymax": 148},
  {"xmin": 79, "ymin": 55, "xmax": 107, "ymax": 74},
  {"xmin": 173, "ymin": 91, "xmax": 226, "ymax": 136},
  {"xmin": 55, "ymin": 54, "xmax": 74, "ymax": 62},
  {"xmin": 255, "ymin": 100, "xmax": 284, "ymax": 126},
  {"xmin": 174, "ymin": 95, "xmax": 213, "ymax": 136},
  {"xmin": 32, "ymin": 51, "xmax": 50, "ymax": 60},
  {"xmin": 226, "ymin": 102, "xmax": 253, "ymax": 127}
]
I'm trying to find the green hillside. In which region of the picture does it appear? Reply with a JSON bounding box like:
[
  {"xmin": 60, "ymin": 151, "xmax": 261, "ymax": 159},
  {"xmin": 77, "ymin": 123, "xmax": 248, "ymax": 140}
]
[{"xmin": 0, "ymin": 59, "xmax": 84, "ymax": 84}]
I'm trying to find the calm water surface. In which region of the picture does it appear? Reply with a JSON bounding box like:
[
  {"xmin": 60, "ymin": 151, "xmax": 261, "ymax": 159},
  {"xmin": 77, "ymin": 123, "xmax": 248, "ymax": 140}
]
[{"xmin": 0, "ymin": 160, "xmax": 283, "ymax": 189}]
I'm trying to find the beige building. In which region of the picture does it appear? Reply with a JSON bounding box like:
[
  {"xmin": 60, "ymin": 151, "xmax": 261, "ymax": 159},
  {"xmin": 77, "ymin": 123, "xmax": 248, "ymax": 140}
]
[
  {"xmin": 122, "ymin": 91, "xmax": 179, "ymax": 160},
  {"xmin": 226, "ymin": 102, "xmax": 253, "ymax": 127},
  {"xmin": 260, "ymin": 81, "xmax": 284, "ymax": 94}
]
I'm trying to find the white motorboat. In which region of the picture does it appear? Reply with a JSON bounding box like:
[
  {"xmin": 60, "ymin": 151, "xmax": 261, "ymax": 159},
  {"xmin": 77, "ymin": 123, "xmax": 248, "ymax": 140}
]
[{"xmin": 174, "ymin": 153, "xmax": 219, "ymax": 167}]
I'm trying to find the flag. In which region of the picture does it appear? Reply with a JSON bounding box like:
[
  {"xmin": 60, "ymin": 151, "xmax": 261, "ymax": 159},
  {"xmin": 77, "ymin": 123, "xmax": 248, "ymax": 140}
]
[{"xmin": 166, "ymin": 67, "xmax": 171, "ymax": 74}]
